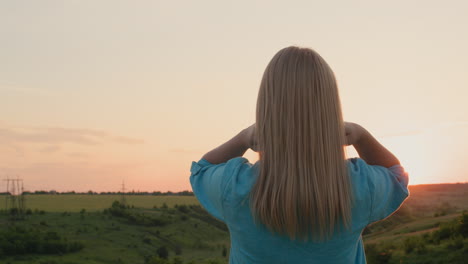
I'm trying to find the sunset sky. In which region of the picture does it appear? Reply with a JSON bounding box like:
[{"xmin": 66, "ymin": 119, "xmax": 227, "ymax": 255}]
[{"xmin": 1, "ymin": 1, "xmax": 467, "ymax": 192}]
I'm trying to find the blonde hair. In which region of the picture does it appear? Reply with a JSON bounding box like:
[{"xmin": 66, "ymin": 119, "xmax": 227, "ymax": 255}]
[{"xmin": 250, "ymin": 46, "xmax": 352, "ymax": 241}]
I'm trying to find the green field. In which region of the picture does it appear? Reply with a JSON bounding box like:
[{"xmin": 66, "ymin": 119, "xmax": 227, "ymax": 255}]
[
  {"xmin": 0, "ymin": 195, "xmax": 199, "ymax": 212},
  {"xmin": 0, "ymin": 201, "xmax": 229, "ymax": 264},
  {"xmin": 1, "ymin": 183, "xmax": 468, "ymax": 264}
]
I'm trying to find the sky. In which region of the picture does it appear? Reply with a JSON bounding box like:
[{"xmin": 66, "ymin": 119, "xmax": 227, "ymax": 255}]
[{"xmin": 0, "ymin": 0, "xmax": 467, "ymax": 192}]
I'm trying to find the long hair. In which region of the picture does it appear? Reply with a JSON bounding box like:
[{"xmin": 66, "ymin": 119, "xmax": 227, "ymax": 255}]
[{"xmin": 250, "ymin": 46, "xmax": 352, "ymax": 241}]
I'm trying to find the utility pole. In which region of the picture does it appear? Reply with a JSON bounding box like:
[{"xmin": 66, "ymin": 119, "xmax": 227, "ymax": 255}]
[
  {"xmin": 120, "ymin": 180, "xmax": 127, "ymax": 206},
  {"xmin": 3, "ymin": 175, "xmax": 26, "ymax": 219}
]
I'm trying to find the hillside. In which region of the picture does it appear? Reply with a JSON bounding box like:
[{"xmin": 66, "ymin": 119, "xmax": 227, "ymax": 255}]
[{"xmin": 0, "ymin": 202, "xmax": 229, "ymax": 264}]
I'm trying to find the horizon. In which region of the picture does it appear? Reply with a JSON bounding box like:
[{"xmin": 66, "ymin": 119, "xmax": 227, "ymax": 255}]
[
  {"xmin": 1, "ymin": 181, "xmax": 467, "ymax": 194},
  {"xmin": 1, "ymin": 1, "xmax": 467, "ymax": 192},
  {"xmin": 2, "ymin": 181, "xmax": 468, "ymax": 194}
]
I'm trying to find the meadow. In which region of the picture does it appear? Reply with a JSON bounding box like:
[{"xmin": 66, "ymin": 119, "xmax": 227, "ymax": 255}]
[
  {"xmin": 0, "ymin": 195, "xmax": 199, "ymax": 212},
  {"xmin": 0, "ymin": 183, "xmax": 467, "ymax": 264}
]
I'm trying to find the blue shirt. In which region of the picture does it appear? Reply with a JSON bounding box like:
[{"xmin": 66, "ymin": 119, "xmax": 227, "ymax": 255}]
[{"xmin": 189, "ymin": 157, "xmax": 409, "ymax": 264}]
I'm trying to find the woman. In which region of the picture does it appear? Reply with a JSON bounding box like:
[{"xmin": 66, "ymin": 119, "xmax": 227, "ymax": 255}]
[{"xmin": 189, "ymin": 46, "xmax": 409, "ymax": 263}]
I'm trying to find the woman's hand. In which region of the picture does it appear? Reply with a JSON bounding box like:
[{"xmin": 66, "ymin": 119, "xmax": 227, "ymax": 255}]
[
  {"xmin": 242, "ymin": 124, "xmax": 259, "ymax": 152},
  {"xmin": 344, "ymin": 122, "xmax": 367, "ymax": 146}
]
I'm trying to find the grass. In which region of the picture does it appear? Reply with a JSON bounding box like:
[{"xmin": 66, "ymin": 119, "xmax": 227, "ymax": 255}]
[
  {"xmin": 1, "ymin": 183, "xmax": 468, "ymax": 263},
  {"xmin": 363, "ymin": 213, "xmax": 460, "ymax": 244},
  {"xmin": 0, "ymin": 203, "xmax": 229, "ymax": 264}
]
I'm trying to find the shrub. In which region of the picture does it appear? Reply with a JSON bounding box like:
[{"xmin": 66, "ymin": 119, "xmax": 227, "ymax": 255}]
[
  {"xmin": 222, "ymin": 245, "xmax": 227, "ymax": 257},
  {"xmin": 142, "ymin": 236, "xmax": 152, "ymax": 245},
  {"xmin": 157, "ymin": 246, "xmax": 169, "ymax": 259},
  {"xmin": 446, "ymin": 235, "xmax": 464, "ymax": 250},
  {"xmin": 403, "ymin": 236, "xmax": 426, "ymax": 254},
  {"xmin": 173, "ymin": 257, "xmax": 183, "ymax": 264},
  {"xmin": 0, "ymin": 226, "xmax": 84, "ymax": 256},
  {"xmin": 146, "ymin": 256, "xmax": 170, "ymax": 264},
  {"xmin": 177, "ymin": 205, "xmax": 189, "ymax": 214},
  {"xmin": 174, "ymin": 244, "xmax": 182, "ymax": 255},
  {"xmin": 457, "ymin": 212, "xmax": 468, "ymax": 237}
]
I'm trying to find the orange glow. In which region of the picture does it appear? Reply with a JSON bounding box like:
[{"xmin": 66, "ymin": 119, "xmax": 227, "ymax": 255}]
[{"xmin": 0, "ymin": 1, "xmax": 467, "ymax": 192}]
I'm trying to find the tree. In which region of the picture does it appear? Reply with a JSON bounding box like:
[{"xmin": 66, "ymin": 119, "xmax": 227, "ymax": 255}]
[
  {"xmin": 222, "ymin": 245, "xmax": 227, "ymax": 257},
  {"xmin": 157, "ymin": 246, "xmax": 169, "ymax": 259}
]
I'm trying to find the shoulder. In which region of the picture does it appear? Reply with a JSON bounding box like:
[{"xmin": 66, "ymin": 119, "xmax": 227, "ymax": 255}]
[
  {"xmin": 223, "ymin": 157, "xmax": 258, "ymax": 203},
  {"xmin": 346, "ymin": 158, "xmax": 370, "ymax": 195},
  {"xmin": 346, "ymin": 157, "xmax": 410, "ymax": 224},
  {"xmin": 189, "ymin": 157, "xmax": 257, "ymax": 218},
  {"xmin": 346, "ymin": 158, "xmax": 372, "ymax": 212}
]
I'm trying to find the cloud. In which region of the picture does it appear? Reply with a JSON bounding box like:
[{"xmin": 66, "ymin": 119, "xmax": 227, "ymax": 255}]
[
  {"xmin": 0, "ymin": 141, "xmax": 24, "ymax": 156},
  {"xmin": 0, "ymin": 126, "xmax": 144, "ymax": 146},
  {"xmin": 0, "ymin": 127, "xmax": 98, "ymax": 145},
  {"xmin": 112, "ymin": 136, "xmax": 145, "ymax": 144},
  {"xmin": 0, "ymin": 81, "xmax": 53, "ymax": 96},
  {"xmin": 67, "ymin": 152, "xmax": 89, "ymax": 158},
  {"xmin": 38, "ymin": 145, "xmax": 61, "ymax": 153}
]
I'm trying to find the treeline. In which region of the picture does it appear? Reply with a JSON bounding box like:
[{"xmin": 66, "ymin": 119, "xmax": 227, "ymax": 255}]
[
  {"xmin": 0, "ymin": 226, "xmax": 84, "ymax": 256},
  {"xmin": 0, "ymin": 190, "xmax": 194, "ymax": 196},
  {"xmin": 105, "ymin": 201, "xmax": 170, "ymax": 226}
]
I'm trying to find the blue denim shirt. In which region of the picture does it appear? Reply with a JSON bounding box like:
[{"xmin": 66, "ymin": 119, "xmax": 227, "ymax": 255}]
[{"xmin": 189, "ymin": 157, "xmax": 409, "ymax": 264}]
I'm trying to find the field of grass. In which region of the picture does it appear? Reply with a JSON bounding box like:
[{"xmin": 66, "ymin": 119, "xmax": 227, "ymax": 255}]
[
  {"xmin": 1, "ymin": 183, "xmax": 467, "ymax": 264},
  {"xmin": 364, "ymin": 213, "xmax": 460, "ymax": 244},
  {"xmin": 361, "ymin": 183, "xmax": 468, "ymax": 264},
  {"xmin": 0, "ymin": 202, "xmax": 229, "ymax": 264},
  {"xmin": 0, "ymin": 195, "xmax": 199, "ymax": 212}
]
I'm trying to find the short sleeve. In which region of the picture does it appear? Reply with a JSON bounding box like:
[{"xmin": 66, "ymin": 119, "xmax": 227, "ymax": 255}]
[
  {"xmin": 189, "ymin": 157, "xmax": 252, "ymax": 222},
  {"xmin": 358, "ymin": 159, "xmax": 409, "ymax": 223}
]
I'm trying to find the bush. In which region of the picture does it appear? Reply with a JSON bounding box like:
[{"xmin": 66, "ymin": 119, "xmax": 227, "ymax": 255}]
[
  {"xmin": 446, "ymin": 235, "xmax": 464, "ymax": 250},
  {"xmin": 177, "ymin": 205, "xmax": 189, "ymax": 214},
  {"xmin": 108, "ymin": 201, "xmax": 168, "ymax": 227},
  {"xmin": 457, "ymin": 212, "xmax": 468, "ymax": 237},
  {"xmin": 146, "ymin": 256, "xmax": 170, "ymax": 264},
  {"xmin": 365, "ymin": 243, "xmax": 392, "ymax": 264},
  {"xmin": 432, "ymin": 221, "xmax": 456, "ymax": 243},
  {"xmin": 174, "ymin": 244, "xmax": 182, "ymax": 255},
  {"xmin": 403, "ymin": 236, "xmax": 426, "ymax": 254},
  {"xmin": 142, "ymin": 236, "xmax": 152, "ymax": 245},
  {"xmin": 157, "ymin": 246, "xmax": 169, "ymax": 259},
  {"xmin": 222, "ymin": 245, "xmax": 227, "ymax": 257},
  {"xmin": 0, "ymin": 226, "xmax": 84, "ymax": 256},
  {"xmin": 173, "ymin": 257, "xmax": 183, "ymax": 264}
]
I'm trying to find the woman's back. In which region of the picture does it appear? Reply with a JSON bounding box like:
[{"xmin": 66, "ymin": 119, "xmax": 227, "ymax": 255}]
[
  {"xmin": 190, "ymin": 46, "xmax": 409, "ymax": 263},
  {"xmin": 190, "ymin": 156, "xmax": 409, "ymax": 263}
]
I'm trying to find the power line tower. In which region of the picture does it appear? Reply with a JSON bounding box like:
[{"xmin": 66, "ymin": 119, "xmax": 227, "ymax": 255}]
[
  {"xmin": 19, "ymin": 179, "xmax": 26, "ymax": 213},
  {"xmin": 3, "ymin": 176, "xmax": 26, "ymax": 219},
  {"xmin": 120, "ymin": 180, "xmax": 127, "ymax": 206}
]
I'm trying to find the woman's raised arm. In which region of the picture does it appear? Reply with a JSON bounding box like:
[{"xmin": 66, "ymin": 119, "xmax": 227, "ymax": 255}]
[
  {"xmin": 345, "ymin": 122, "xmax": 400, "ymax": 168},
  {"xmin": 201, "ymin": 124, "xmax": 256, "ymax": 164}
]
